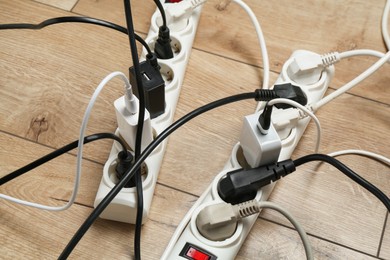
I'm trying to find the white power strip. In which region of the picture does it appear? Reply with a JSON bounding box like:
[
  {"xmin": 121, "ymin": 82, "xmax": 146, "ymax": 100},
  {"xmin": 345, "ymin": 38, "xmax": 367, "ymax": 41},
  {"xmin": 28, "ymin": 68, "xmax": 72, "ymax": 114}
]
[
  {"xmin": 162, "ymin": 50, "xmax": 335, "ymax": 259},
  {"xmin": 93, "ymin": 3, "xmax": 203, "ymax": 224}
]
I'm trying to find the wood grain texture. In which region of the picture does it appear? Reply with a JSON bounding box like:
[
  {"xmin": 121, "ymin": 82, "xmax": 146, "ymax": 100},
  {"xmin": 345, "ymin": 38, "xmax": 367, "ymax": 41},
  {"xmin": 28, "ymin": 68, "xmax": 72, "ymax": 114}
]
[
  {"xmin": 1, "ymin": 0, "xmax": 389, "ymax": 259},
  {"xmin": 74, "ymin": 0, "xmax": 390, "ymax": 104},
  {"xmin": 33, "ymin": 0, "xmax": 78, "ymax": 11},
  {"xmin": 0, "ymin": 0, "xmax": 145, "ymax": 163},
  {"xmin": 259, "ymin": 93, "xmax": 390, "ymax": 255},
  {"xmin": 381, "ymin": 213, "xmax": 390, "ymax": 259},
  {"xmin": 0, "ymin": 133, "xmax": 102, "ymax": 207},
  {"xmin": 237, "ymin": 219, "xmax": 379, "ymax": 260}
]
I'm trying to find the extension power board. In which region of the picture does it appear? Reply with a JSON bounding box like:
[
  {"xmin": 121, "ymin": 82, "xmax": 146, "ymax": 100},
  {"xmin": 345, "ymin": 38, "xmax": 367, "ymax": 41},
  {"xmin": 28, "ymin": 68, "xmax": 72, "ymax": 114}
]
[
  {"xmin": 162, "ymin": 50, "xmax": 335, "ymax": 259},
  {"xmin": 94, "ymin": 3, "xmax": 204, "ymax": 223}
]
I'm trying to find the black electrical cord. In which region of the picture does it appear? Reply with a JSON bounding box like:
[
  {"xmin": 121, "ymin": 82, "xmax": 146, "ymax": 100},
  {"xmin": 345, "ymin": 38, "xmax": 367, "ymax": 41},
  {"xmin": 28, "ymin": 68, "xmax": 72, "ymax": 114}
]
[
  {"xmin": 153, "ymin": 0, "xmax": 167, "ymax": 28},
  {"xmin": 58, "ymin": 89, "xmax": 276, "ymax": 259},
  {"xmin": 294, "ymin": 154, "xmax": 390, "ymax": 211},
  {"xmin": 0, "ymin": 133, "xmax": 128, "ymax": 186},
  {"xmin": 123, "ymin": 1, "xmax": 146, "ymax": 259},
  {"xmin": 0, "ymin": 16, "xmax": 152, "ymax": 55}
]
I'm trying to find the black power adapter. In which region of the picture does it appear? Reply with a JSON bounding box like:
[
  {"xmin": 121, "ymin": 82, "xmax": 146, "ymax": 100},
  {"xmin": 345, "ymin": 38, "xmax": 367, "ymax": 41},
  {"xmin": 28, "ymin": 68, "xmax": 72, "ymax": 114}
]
[{"xmin": 130, "ymin": 53, "xmax": 165, "ymax": 119}]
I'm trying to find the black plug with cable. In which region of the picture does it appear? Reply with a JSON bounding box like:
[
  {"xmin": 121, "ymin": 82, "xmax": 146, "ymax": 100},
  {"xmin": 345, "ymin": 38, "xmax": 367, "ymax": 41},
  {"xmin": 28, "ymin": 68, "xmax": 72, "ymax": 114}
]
[
  {"xmin": 218, "ymin": 159, "xmax": 296, "ymax": 204},
  {"xmin": 258, "ymin": 83, "xmax": 308, "ymax": 133},
  {"xmin": 217, "ymin": 154, "xmax": 390, "ymax": 211},
  {"xmin": 273, "ymin": 83, "xmax": 307, "ymax": 108},
  {"xmin": 153, "ymin": 0, "xmax": 174, "ymax": 59},
  {"xmin": 155, "ymin": 26, "xmax": 174, "ymax": 59}
]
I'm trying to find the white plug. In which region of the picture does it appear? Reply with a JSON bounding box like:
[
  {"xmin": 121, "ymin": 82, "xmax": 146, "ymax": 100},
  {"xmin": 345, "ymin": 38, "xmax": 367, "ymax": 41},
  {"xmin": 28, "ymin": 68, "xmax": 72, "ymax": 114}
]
[
  {"xmin": 114, "ymin": 84, "xmax": 153, "ymax": 152},
  {"xmin": 287, "ymin": 51, "xmax": 340, "ymax": 85},
  {"xmin": 271, "ymin": 107, "xmax": 301, "ymax": 140},
  {"xmin": 164, "ymin": 0, "xmax": 206, "ymax": 31},
  {"xmin": 196, "ymin": 200, "xmax": 260, "ymax": 241}
]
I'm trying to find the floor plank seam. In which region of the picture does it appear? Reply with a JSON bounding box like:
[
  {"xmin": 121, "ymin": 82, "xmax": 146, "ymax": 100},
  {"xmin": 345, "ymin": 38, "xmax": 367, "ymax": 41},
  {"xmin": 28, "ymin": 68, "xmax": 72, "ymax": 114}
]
[
  {"xmin": 156, "ymin": 182, "xmax": 200, "ymax": 198},
  {"xmin": 30, "ymin": 0, "xmax": 72, "ymax": 13},
  {"xmin": 70, "ymin": 0, "xmax": 80, "ymax": 13},
  {"xmin": 0, "ymin": 129, "xmax": 105, "ymax": 167},
  {"xmin": 50, "ymin": 197, "xmax": 94, "ymax": 209},
  {"xmin": 376, "ymin": 212, "xmax": 389, "ymax": 257},
  {"xmin": 258, "ymin": 216, "xmax": 384, "ymax": 259}
]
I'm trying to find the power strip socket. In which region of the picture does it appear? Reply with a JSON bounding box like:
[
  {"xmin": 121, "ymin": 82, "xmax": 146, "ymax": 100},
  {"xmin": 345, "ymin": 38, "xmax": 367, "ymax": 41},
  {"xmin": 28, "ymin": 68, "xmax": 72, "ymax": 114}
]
[
  {"xmin": 94, "ymin": 3, "xmax": 204, "ymax": 224},
  {"xmin": 162, "ymin": 50, "xmax": 335, "ymax": 259}
]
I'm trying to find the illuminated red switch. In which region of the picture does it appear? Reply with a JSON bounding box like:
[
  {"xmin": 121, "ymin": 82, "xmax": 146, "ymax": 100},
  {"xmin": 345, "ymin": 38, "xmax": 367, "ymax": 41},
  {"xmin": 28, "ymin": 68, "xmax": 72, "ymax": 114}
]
[
  {"xmin": 179, "ymin": 243, "xmax": 216, "ymax": 260},
  {"xmin": 186, "ymin": 247, "xmax": 210, "ymax": 260}
]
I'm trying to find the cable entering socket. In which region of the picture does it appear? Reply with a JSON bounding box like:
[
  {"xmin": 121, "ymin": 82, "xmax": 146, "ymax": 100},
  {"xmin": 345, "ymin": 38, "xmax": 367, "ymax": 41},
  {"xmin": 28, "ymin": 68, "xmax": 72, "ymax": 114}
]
[{"xmin": 196, "ymin": 200, "xmax": 261, "ymax": 241}]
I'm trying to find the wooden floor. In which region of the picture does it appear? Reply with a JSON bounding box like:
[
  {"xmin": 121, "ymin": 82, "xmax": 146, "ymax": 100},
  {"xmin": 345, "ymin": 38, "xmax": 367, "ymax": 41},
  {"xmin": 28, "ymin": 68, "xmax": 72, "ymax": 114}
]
[{"xmin": 1, "ymin": 0, "xmax": 389, "ymax": 259}]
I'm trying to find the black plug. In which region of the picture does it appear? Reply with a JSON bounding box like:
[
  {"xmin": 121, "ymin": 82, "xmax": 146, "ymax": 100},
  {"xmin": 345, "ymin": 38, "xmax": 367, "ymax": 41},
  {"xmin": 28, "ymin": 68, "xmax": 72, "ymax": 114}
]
[
  {"xmin": 129, "ymin": 53, "xmax": 165, "ymax": 118},
  {"xmin": 273, "ymin": 83, "xmax": 307, "ymax": 109},
  {"xmin": 257, "ymin": 103, "xmax": 273, "ymax": 135},
  {"xmin": 115, "ymin": 150, "xmax": 135, "ymax": 188},
  {"xmin": 154, "ymin": 26, "xmax": 174, "ymax": 59},
  {"xmin": 218, "ymin": 159, "xmax": 296, "ymax": 204}
]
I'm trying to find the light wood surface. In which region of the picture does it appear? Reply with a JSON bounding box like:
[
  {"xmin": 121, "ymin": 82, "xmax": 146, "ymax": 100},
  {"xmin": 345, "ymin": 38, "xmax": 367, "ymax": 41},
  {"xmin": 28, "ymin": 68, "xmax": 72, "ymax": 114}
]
[{"xmin": 1, "ymin": 0, "xmax": 389, "ymax": 259}]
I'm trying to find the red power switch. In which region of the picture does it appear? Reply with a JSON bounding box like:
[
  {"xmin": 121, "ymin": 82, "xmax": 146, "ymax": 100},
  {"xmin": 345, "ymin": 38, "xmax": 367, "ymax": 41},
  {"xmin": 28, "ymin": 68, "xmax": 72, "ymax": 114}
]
[
  {"xmin": 186, "ymin": 247, "xmax": 210, "ymax": 260},
  {"xmin": 179, "ymin": 243, "xmax": 216, "ymax": 260}
]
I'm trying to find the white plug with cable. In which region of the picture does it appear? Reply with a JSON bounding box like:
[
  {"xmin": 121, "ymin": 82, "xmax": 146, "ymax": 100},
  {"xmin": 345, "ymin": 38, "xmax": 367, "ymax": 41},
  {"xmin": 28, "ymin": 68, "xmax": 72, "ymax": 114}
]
[
  {"xmin": 287, "ymin": 52, "xmax": 339, "ymax": 85},
  {"xmin": 163, "ymin": 0, "xmax": 206, "ymax": 31},
  {"xmin": 196, "ymin": 200, "xmax": 313, "ymax": 260}
]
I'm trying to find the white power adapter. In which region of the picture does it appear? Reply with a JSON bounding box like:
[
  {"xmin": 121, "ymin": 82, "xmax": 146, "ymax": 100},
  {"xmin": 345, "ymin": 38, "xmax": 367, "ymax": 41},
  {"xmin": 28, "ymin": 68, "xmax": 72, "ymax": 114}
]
[
  {"xmin": 239, "ymin": 112, "xmax": 281, "ymax": 168},
  {"xmin": 114, "ymin": 84, "xmax": 153, "ymax": 152}
]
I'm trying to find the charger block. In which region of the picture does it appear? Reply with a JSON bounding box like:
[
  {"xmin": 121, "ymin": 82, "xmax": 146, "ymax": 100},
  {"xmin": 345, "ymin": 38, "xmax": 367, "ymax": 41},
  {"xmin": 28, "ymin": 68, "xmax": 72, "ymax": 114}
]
[
  {"xmin": 94, "ymin": 3, "xmax": 204, "ymax": 223},
  {"xmin": 162, "ymin": 50, "xmax": 335, "ymax": 259}
]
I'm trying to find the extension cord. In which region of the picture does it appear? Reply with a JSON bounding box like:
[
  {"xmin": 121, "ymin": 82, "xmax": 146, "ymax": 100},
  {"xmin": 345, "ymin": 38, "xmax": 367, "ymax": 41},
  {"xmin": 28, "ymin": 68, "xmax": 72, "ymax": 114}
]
[
  {"xmin": 162, "ymin": 50, "xmax": 335, "ymax": 259},
  {"xmin": 94, "ymin": 2, "xmax": 204, "ymax": 224}
]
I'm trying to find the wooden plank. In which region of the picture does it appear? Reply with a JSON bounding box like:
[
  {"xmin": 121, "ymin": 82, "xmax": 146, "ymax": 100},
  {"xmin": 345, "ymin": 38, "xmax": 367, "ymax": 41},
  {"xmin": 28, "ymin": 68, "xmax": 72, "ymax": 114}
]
[
  {"xmin": 0, "ymin": 0, "xmax": 144, "ymax": 163},
  {"xmin": 1, "ymin": 0, "xmax": 389, "ymax": 259},
  {"xmin": 237, "ymin": 219, "xmax": 378, "ymax": 260},
  {"xmin": 72, "ymin": 0, "xmax": 153, "ymax": 32},
  {"xmin": 0, "ymin": 131, "xmax": 103, "ymax": 207},
  {"xmin": 1, "ymin": 179, "xmax": 196, "ymax": 259},
  {"xmin": 381, "ymin": 213, "xmax": 390, "ymax": 259},
  {"xmin": 73, "ymin": 0, "xmax": 390, "ymax": 104},
  {"xmin": 33, "ymin": 0, "xmax": 78, "ymax": 11}
]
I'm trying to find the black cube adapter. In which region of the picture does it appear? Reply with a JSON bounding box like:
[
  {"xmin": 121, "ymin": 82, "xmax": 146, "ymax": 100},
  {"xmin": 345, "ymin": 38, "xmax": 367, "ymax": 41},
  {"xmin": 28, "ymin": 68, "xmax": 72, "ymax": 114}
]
[{"xmin": 130, "ymin": 54, "xmax": 165, "ymax": 119}]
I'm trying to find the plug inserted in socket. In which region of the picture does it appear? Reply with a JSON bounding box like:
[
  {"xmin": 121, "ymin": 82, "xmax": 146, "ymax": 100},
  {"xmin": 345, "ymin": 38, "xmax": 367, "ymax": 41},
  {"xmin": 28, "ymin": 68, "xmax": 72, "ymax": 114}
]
[
  {"xmin": 94, "ymin": 4, "xmax": 204, "ymax": 224},
  {"xmin": 162, "ymin": 50, "xmax": 335, "ymax": 259},
  {"xmin": 147, "ymin": 34, "xmax": 184, "ymax": 61},
  {"xmin": 240, "ymin": 115, "xmax": 281, "ymax": 168},
  {"xmin": 94, "ymin": 153, "xmax": 152, "ymax": 224},
  {"xmin": 196, "ymin": 202, "xmax": 238, "ymax": 241}
]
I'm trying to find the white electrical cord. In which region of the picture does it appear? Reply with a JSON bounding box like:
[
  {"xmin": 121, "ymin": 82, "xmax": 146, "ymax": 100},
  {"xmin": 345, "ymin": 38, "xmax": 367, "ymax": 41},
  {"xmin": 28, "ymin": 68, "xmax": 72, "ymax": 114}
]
[
  {"xmin": 232, "ymin": 0, "xmax": 270, "ymax": 90},
  {"xmin": 382, "ymin": 0, "xmax": 390, "ymax": 50},
  {"xmin": 311, "ymin": 50, "xmax": 390, "ymax": 111},
  {"xmin": 328, "ymin": 149, "xmax": 390, "ymax": 166},
  {"xmin": 339, "ymin": 49, "xmax": 390, "ymax": 63},
  {"xmin": 267, "ymin": 98, "xmax": 322, "ymax": 153},
  {"xmin": 0, "ymin": 71, "xmax": 131, "ymax": 211},
  {"xmin": 257, "ymin": 201, "xmax": 313, "ymax": 260}
]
